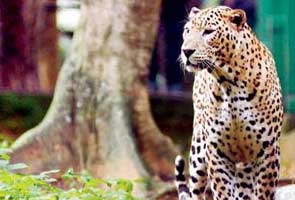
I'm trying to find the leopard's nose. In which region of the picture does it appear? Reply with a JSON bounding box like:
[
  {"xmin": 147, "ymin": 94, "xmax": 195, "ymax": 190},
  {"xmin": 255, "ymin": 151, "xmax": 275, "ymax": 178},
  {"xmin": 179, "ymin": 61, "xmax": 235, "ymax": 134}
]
[{"xmin": 183, "ymin": 49, "xmax": 195, "ymax": 58}]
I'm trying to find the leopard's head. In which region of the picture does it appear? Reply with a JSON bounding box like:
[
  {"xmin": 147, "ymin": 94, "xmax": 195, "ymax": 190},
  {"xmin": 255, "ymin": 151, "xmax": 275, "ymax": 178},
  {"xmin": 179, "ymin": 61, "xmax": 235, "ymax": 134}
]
[{"xmin": 180, "ymin": 6, "xmax": 248, "ymax": 73}]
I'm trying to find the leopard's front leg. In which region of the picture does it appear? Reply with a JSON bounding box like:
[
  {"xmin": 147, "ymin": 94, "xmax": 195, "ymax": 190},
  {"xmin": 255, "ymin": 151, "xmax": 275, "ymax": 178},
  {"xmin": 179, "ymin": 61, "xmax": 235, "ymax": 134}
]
[
  {"xmin": 206, "ymin": 144, "xmax": 236, "ymax": 200},
  {"xmin": 188, "ymin": 133, "xmax": 208, "ymax": 200},
  {"xmin": 175, "ymin": 133, "xmax": 209, "ymax": 200},
  {"xmin": 254, "ymin": 144, "xmax": 280, "ymax": 200}
]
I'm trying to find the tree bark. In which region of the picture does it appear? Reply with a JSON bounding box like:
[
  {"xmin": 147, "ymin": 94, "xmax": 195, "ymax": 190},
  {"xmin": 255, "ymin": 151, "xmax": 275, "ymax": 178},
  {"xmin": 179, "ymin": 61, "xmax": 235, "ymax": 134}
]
[
  {"xmin": 10, "ymin": 0, "xmax": 177, "ymax": 196},
  {"xmin": 0, "ymin": 0, "xmax": 58, "ymax": 93}
]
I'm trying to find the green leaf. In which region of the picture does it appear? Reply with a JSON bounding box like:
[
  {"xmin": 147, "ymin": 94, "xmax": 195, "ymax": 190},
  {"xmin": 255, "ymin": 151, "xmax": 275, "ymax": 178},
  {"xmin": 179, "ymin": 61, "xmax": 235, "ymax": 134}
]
[
  {"xmin": 0, "ymin": 148, "xmax": 12, "ymax": 155},
  {"xmin": 7, "ymin": 163, "xmax": 28, "ymax": 171}
]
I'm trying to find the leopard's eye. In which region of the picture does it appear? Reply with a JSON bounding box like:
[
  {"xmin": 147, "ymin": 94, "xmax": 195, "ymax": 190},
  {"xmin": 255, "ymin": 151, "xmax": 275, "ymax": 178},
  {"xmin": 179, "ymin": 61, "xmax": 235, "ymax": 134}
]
[
  {"xmin": 203, "ymin": 29, "xmax": 215, "ymax": 35},
  {"xmin": 184, "ymin": 27, "xmax": 190, "ymax": 34}
]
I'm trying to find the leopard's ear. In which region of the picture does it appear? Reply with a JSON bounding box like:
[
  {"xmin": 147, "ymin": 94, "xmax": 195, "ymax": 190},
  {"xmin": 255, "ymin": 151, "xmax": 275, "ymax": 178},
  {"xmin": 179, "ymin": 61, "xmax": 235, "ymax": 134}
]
[
  {"xmin": 227, "ymin": 9, "xmax": 247, "ymax": 31},
  {"xmin": 189, "ymin": 7, "xmax": 200, "ymax": 19}
]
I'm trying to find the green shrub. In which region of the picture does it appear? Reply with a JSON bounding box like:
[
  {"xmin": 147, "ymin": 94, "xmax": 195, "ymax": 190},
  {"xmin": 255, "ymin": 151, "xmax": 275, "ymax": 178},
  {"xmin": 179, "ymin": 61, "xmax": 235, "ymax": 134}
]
[
  {"xmin": 0, "ymin": 93, "xmax": 50, "ymax": 133},
  {"xmin": 0, "ymin": 148, "xmax": 141, "ymax": 200}
]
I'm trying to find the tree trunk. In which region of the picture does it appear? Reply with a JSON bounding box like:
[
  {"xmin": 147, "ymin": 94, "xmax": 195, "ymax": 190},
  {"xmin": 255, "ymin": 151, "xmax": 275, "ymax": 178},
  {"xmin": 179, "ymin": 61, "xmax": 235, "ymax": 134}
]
[
  {"xmin": 10, "ymin": 0, "xmax": 177, "ymax": 196},
  {"xmin": 0, "ymin": 0, "xmax": 58, "ymax": 93}
]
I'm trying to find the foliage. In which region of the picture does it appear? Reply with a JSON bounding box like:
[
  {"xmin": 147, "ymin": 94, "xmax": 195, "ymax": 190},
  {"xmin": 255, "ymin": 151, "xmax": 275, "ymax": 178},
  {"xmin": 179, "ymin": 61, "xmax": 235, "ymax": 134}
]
[
  {"xmin": 0, "ymin": 93, "xmax": 50, "ymax": 134},
  {"xmin": 0, "ymin": 148, "xmax": 141, "ymax": 200},
  {"xmin": 0, "ymin": 134, "xmax": 13, "ymax": 148}
]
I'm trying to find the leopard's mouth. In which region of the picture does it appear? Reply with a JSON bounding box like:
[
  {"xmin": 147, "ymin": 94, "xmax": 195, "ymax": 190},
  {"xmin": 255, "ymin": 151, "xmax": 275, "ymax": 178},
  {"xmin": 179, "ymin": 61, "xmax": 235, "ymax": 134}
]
[
  {"xmin": 187, "ymin": 61, "xmax": 206, "ymax": 69},
  {"xmin": 186, "ymin": 59, "xmax": 214, "ymax": 72}
]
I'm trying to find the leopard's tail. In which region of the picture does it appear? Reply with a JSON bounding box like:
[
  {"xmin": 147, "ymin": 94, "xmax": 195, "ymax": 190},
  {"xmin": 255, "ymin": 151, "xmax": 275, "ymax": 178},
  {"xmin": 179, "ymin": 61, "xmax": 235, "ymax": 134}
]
[{"xmin": 175, "ymin": 155, "xmax": 190, "ymax": 200}]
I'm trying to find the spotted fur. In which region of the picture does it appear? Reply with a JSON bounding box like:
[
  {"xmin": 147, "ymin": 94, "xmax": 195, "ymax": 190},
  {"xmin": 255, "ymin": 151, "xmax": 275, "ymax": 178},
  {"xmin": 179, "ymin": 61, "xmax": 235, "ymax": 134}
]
[{"xmin": 175, "ymin": 6, "xmax": 283, "ymax": 200}]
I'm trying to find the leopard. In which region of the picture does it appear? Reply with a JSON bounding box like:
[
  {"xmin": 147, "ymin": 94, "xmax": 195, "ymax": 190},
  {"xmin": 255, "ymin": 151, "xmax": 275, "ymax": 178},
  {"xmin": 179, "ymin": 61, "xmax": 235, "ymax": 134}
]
[{"xmin": 174, "ymin": 6, "xmax": 283, "ymax": 200}]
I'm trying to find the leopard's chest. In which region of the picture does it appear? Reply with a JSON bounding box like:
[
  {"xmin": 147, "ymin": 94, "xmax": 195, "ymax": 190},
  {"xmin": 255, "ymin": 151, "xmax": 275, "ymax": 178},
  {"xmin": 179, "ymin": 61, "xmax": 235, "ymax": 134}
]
[{"xmin": 192, "ymin": 73, "xmax": 267, "ymax": 163}]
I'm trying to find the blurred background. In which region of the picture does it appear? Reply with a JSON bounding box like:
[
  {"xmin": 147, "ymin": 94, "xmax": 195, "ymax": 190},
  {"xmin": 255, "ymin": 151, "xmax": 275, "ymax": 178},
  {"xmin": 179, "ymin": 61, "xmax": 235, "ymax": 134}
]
[{"xmin": 0, "ymin": 0, "xmax": 294, "ymax": 180}]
